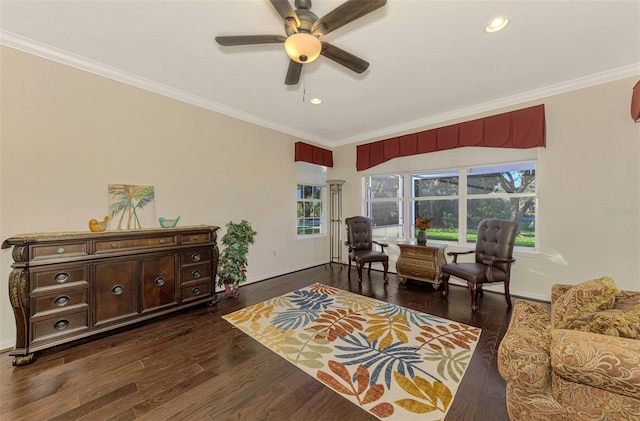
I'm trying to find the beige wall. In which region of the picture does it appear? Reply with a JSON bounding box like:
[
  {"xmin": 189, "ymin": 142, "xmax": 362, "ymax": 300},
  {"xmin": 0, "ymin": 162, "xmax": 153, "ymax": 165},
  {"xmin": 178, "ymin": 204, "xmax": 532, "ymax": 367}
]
[
  {"xmin": 329, "ymin": 76, "xmax": 640, "ymax": 300},
  {"xmin": 0, "ymin": 46, "xmax": 329, "ymax": 349},
  {"xmin": 1, "ymin": 45, "xmax": 639, "ymax": 351}
]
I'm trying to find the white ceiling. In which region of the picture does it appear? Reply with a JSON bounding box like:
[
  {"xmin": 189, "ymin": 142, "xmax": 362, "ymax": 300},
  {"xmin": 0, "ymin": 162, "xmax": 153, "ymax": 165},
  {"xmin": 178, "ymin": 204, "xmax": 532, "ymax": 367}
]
[{"xmin": 1, "ymin": 0, "xmax": 639, "ymax": 148}]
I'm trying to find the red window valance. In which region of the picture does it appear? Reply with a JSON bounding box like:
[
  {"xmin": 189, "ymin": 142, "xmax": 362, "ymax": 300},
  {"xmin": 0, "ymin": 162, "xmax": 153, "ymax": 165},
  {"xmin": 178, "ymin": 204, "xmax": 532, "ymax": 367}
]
[
  {"xmin": 295, "ymin": 142, "xmax": 334, "ymax": 167},
  {"xmin": 356, "ymin": 104, "xmax": 546, "ymax": 171}
]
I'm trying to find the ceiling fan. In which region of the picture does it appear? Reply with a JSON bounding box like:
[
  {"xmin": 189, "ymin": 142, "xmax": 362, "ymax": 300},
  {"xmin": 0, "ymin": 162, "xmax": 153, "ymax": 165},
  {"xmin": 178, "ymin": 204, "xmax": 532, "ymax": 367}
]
[{"xmin": 215, "ymin": 0, "xmax": 387, "ymax": 85}]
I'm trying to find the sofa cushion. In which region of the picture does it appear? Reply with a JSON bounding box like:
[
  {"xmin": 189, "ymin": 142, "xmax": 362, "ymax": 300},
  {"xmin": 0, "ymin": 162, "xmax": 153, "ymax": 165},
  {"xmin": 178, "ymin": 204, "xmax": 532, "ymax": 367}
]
[
  {"xmin": 550, "ymin": 276, "xmax": 618, "ymax": 329},
  {"xmin": 565, "ymin": 303, "xmax": 640, "ymax": 339}
]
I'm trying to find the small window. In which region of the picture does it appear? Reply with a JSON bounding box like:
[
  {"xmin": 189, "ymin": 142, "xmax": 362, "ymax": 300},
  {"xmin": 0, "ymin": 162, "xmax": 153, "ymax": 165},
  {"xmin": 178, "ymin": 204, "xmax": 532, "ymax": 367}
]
[{"xmin": 297, "ymin": 184, "xmax": 323, "ymax": 236}]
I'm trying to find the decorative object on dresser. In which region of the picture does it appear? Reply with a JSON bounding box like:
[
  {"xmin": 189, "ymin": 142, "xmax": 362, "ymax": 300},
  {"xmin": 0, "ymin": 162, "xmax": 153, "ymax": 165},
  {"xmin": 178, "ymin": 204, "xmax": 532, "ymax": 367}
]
[
  {"xmin": 159, "ymin": 216, "xmax": 181, "ymax": 228},
  {"xmin": 216, "ymin": 220, "xmax": 257, "ymax": 298},
  {"xmin": 441, "ymin": 218, "xmax": 517, "ymax": 312},
  {"xmin": 88, "ymin": 216, "xmax": 109, "ymax": 232},
  {"xmin": 344, "ymin": 216, "xmax": 389, "ymax": 284},
  {"xmin": 414, "ymin": 214, "xmax": 433, "ymax": 245},
  {"xmin": 396, "ymin": 243, "xmax": 448, "ymax": 289},
  {"xmin": 2, "ymin": 225, "xmax": 219, "ymax": 366}
]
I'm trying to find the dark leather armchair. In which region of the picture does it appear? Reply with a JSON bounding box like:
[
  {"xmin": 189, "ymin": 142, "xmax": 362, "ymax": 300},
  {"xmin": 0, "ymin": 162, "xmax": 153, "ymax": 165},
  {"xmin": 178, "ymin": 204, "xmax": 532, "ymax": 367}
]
[
  {"xmin": 441, "ymin": 218, "xmax": 518, "ymax": 311},
  {"xmin": 345, "ymin": 216, "xmax": 389, "ymax": 284}
]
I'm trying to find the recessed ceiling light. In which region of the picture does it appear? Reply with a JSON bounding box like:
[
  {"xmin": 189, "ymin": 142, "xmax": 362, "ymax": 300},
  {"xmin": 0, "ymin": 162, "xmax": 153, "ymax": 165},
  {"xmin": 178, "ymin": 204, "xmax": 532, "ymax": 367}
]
[
  {"xmin": 310, "ymin": 98, "xmax": 322, "ymax": 105},
  {"xmin": 484, "ymin": 16, "xmax": 509, "ymax": 33}
]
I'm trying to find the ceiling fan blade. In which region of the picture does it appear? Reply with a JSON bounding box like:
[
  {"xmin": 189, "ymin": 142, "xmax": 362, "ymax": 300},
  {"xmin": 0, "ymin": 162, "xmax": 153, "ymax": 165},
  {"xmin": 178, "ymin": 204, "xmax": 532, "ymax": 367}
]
[
  {"xmin": 269, "ymin": 0, "xmax": 300, "ymax": 28},
  {"xmin": 285, "ymin": 60, "xmax": 303, "ymax": 85},
  {"xmin": 215, "ymin": 35, "xmax": 286, "ymax": 46},
  {"xmin": 311, "ymin": 0, "xmax": 387, "ymax": 37},
  {"xmin": 320, "ymin": 42, "xmax": 369, "ymax": 74}
]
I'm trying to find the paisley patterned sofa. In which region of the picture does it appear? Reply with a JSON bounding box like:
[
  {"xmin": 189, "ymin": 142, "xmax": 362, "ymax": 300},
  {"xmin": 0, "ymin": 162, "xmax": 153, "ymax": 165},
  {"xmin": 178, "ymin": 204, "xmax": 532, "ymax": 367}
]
[{"xmin": 497, "ymin": 278, "xmax": 640, "ymax": 421}]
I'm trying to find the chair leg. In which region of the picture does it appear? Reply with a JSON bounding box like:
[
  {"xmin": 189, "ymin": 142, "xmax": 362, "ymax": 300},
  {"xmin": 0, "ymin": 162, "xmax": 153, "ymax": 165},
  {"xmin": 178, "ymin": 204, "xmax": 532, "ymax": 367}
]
[
  {"xmin": 367, "ymin": 262, "xmax": 371, "ymax": 276},
  {"xmin": 442, "ymin": 273, "xmax": 450, "ymax": 297},
  {"xmin": 347, "ymin": 256, "xmax": 352, "ymax": 280},
  {"xmin": 356, "ymin": 263, "xmax": 364, "ymax": 283},
  {"xmin": 382, "ymin": 261, "xmax": 389, "ymax": 284},
  {"xmin": 504, "ymin": 280, "xmax": 512, "ymax": 307},
  {"xmin": 469, "ymin": 282, "xmax": 480, "ymax": 312}
]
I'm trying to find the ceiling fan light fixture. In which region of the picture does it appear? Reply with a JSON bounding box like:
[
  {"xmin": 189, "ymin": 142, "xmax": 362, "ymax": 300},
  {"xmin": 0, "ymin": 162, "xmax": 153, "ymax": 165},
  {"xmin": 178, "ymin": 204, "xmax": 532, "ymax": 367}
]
[
  {"xmin": 284, "ymin": 33, "xmax": 322, "ymax": 64},
  {"xmin": 484, "ymin": 16, "xmax": 509, "ymax": 33}
]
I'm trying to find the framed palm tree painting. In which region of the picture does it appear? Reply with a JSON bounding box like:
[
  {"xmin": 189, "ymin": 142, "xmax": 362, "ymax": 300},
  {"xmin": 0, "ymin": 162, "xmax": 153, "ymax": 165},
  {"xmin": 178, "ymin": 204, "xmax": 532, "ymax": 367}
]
[{"xmin": 108, "ymin": 184, "xmax": 156, "ymax": 230}]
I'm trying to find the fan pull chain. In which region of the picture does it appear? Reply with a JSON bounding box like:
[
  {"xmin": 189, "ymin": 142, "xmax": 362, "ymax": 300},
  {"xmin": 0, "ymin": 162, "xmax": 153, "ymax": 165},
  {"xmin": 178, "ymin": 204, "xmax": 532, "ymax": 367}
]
[{"xmin": 302, "ymin": 66, "xmax": 306, "ymax": 103}]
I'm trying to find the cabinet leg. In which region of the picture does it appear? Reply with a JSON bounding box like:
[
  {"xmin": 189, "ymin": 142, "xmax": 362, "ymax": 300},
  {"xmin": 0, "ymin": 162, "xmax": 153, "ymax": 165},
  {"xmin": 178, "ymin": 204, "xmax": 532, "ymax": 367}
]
[{"xmin": 12, "ymin": 353, "xmax": 37, "ymax": 366}]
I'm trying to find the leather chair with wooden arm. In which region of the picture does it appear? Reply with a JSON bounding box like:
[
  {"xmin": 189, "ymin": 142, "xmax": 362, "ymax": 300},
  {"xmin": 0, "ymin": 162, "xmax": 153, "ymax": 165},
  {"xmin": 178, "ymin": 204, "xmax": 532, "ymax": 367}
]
[
  {"xmin": 441, "ymin": 218, "xmax": 518, "ymax": 311},
  {"xmin": 344, "ymin": 216, "xmax": 389, "ymax": 284}
]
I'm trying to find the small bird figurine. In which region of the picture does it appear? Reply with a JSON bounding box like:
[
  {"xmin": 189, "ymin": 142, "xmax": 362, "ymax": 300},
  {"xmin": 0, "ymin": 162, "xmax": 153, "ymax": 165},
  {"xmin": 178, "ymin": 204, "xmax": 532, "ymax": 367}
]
[
  {"xmin": 89, "ymin": 216, "xmax": 109, "ymax": 232},
  {"xmin": 159, "ymin": 216, "xmax": 180, "ymax": 228}
]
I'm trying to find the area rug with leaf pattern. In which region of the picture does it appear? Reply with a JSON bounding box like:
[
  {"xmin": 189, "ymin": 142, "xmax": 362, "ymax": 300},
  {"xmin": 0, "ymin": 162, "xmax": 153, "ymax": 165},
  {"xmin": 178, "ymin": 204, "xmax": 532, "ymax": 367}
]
[{"xmin": 222, "ymin": 283, "xmax": 481, "ymax": 420}]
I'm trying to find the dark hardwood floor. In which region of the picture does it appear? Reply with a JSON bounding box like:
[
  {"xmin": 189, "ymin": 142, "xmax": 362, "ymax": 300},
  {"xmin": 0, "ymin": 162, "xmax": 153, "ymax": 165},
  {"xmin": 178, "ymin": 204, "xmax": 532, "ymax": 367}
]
[{"xmin": 1, "ymin": 265, "xmax": 517, "ymax": 421}]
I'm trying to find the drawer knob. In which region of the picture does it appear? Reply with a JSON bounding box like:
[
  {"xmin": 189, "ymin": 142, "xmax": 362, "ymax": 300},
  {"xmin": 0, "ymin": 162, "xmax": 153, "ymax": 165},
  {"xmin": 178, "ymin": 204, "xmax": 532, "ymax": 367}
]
[
  {"xmin": 154, "ymin": 277, "xmax": 166, "ymax": 287},
  {"xmin": 54, "ymin": 319, "xmax": 69, "ymax": 331},
  {"xmin": 112, "ymin": 285, "xmax": 124, "ymax": 295},
  {"xmin": 192, "ymin": 287, "xmax": 201, "ymax": 296},
  {"xmin": 111, "ymin": 243, "xmax": 119, "ymax": 249},
  {"xmin": 191, "ymin": 253, "xmax": 201, "ymax": 262},
  {"xmin": 193, "ymin": 235, "xmax": 199, "ymax": 240},
  {"xmin": 56, "ymin": 247, "xmax": 66, "ymax": 254},
  {"xmin": 54, "ymin": 295, "xmax": 70, "ymax": 307},
  {"xmin": 191, "ymin": 270, "xmax": 200, "ymax": 279},
  {"xmin": 159, "ymin": 239, "xmax": 166, "ymax": 244},
  {"xmin": 54, "ymin": 272, "xmax": 70, "ymax": 283}
]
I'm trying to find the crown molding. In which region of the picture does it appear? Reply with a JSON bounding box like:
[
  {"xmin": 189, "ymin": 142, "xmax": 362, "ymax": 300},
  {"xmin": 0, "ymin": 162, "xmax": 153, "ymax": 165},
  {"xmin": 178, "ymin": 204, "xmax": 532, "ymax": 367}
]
[
  {"xmin": 0, "ymin": 30, "xmax": 329, "ymax": 146},
  {"xmin": 2, "ymin": 30, "xmax": 637, "ymax": 149},
  {"xmin": 330, "ymin": 63, "xmax": 640, "ymax": 148}
]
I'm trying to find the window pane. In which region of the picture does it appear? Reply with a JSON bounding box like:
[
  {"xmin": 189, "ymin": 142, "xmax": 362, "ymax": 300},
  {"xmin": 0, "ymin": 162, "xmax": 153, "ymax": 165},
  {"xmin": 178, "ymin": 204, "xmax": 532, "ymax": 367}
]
[
  {"xmin": 368, "ymin": 175, "xmax": 401, "ymax": 199},
  {"xmin": 413, "ymin": 172, "xmax": 459, "ymax": 197},
  {"xmin": 369, "ymin": 201, "xmax": 403, "ymax": 238},
  {"xmin": 296, "ymin": 185, "xmax": 303, "ymax": 200},
  {"xmin": 414, "ymin": 199, "xmax": 459, "ymax": 242},
  {"xmin": 311, "ymin": 186, "xmax": 322, "ymax": 200},
  {"xmin": 467, "ymin": 198, "xmax": 536, "ymax": 247},
  {"xmin": 297, "ymin": 201, "xmax": 303, "ymax": 218},
  {"xmin": 303, "ymin": 185, "xmax": 313, "ymax": 199},
  {"xmin": 468, "ymin": 164, "xmax": 535, "ymax": 195}
]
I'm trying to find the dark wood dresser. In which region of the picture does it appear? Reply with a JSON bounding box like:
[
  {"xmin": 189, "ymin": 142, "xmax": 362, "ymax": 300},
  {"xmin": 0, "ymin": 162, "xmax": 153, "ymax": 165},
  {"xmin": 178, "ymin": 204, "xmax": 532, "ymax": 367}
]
[
  {"xmin": 396, "ymin": 243, "xmax": 448, "ymax": 288},
  {"xmin": 3, "ymin": 225, "xmax": 219, "ymax": 366}
]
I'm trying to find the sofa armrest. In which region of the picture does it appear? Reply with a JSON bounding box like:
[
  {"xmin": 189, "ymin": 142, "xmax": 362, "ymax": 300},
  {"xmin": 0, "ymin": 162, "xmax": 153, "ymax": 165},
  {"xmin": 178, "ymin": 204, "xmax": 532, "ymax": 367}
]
[
  {"xmin": 551, "ymin": 329, "xmax": 640, "ymax": 399},
  {"xmin": 498, "ymin": 300, "xmax": 552, "ymax": 392}
]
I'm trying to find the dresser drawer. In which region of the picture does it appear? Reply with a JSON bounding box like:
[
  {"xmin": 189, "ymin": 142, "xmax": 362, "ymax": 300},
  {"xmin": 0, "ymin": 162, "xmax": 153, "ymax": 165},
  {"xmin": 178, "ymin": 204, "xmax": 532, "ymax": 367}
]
[
  {"xmin": 32, "ymin": 288, "xmax": 88, "ymax": 315},
  {"xmin": 180, "ymin": 231, "xmax": 212, "ymax": 245},
  {"xmin": 181, "ymin": 263, "xmax": 210, "ymax": 284},
  {"xmin": 181, "ymin": 248, "xmax": 210, "ymax": 265},
  {"xmin": 94, "ymin": 235, "xmax": 177, "ymax": 254},
  {"xmin": 31, "ymin": 308, "xmax": 89, "ymax": 344},
  {"xmin": 31, "ymin": 265, "xmax": 89, "ymax": 291},
  {"xmin": 31, "ymin": 242, "xmax": 88, "ymax": 262},
  {"xmin": 400, "ymin": 247, "xmax": 436, "ymax": 260},
  {"xmin": 181, "ymin": 280, "xmax": 211, "ymax": 303}
]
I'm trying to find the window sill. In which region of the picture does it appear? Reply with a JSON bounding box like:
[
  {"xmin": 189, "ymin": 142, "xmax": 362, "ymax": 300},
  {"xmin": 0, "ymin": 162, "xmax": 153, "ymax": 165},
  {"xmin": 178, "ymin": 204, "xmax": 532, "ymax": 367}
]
[{"xmin": 374, "ymin": 237, "xmax": 539, "ymax": 256}]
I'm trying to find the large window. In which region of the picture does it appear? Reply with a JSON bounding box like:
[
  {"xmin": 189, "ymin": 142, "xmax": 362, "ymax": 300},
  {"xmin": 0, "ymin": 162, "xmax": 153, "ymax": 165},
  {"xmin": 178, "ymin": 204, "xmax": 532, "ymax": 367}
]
[
  {"xmin": 363, "ymin": 162, "xmax": 537, "ymax": 248},
  {"xmin": 297, "ymin": 184, "xmax": 323, "ymax": 236}
]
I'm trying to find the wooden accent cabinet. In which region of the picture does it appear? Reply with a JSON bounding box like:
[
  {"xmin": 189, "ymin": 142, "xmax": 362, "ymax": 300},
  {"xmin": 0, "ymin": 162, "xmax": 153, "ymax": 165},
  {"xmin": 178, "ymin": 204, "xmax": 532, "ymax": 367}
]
[
  {"xmin": 396, "ymin": 243, "xmax": 448, "ymax": 288},
  {"xmin": 3, "ymin": 225, "xmax": 219, "ymax": 366}
]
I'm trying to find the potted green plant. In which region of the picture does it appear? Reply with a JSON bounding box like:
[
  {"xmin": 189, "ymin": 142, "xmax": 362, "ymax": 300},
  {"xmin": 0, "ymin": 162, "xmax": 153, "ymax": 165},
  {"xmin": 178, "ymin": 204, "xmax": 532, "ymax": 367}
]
[{"xmin": 216, "ymin": 220, "xmax": 257, "ymax": 298}]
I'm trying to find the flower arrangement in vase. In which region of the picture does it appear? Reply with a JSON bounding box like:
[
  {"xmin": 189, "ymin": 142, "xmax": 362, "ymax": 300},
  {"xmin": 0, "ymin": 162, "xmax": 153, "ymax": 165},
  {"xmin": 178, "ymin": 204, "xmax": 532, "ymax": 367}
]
[{"xmin": 415, "ymin": 214, "xmax": 433, "ymax": 245}]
